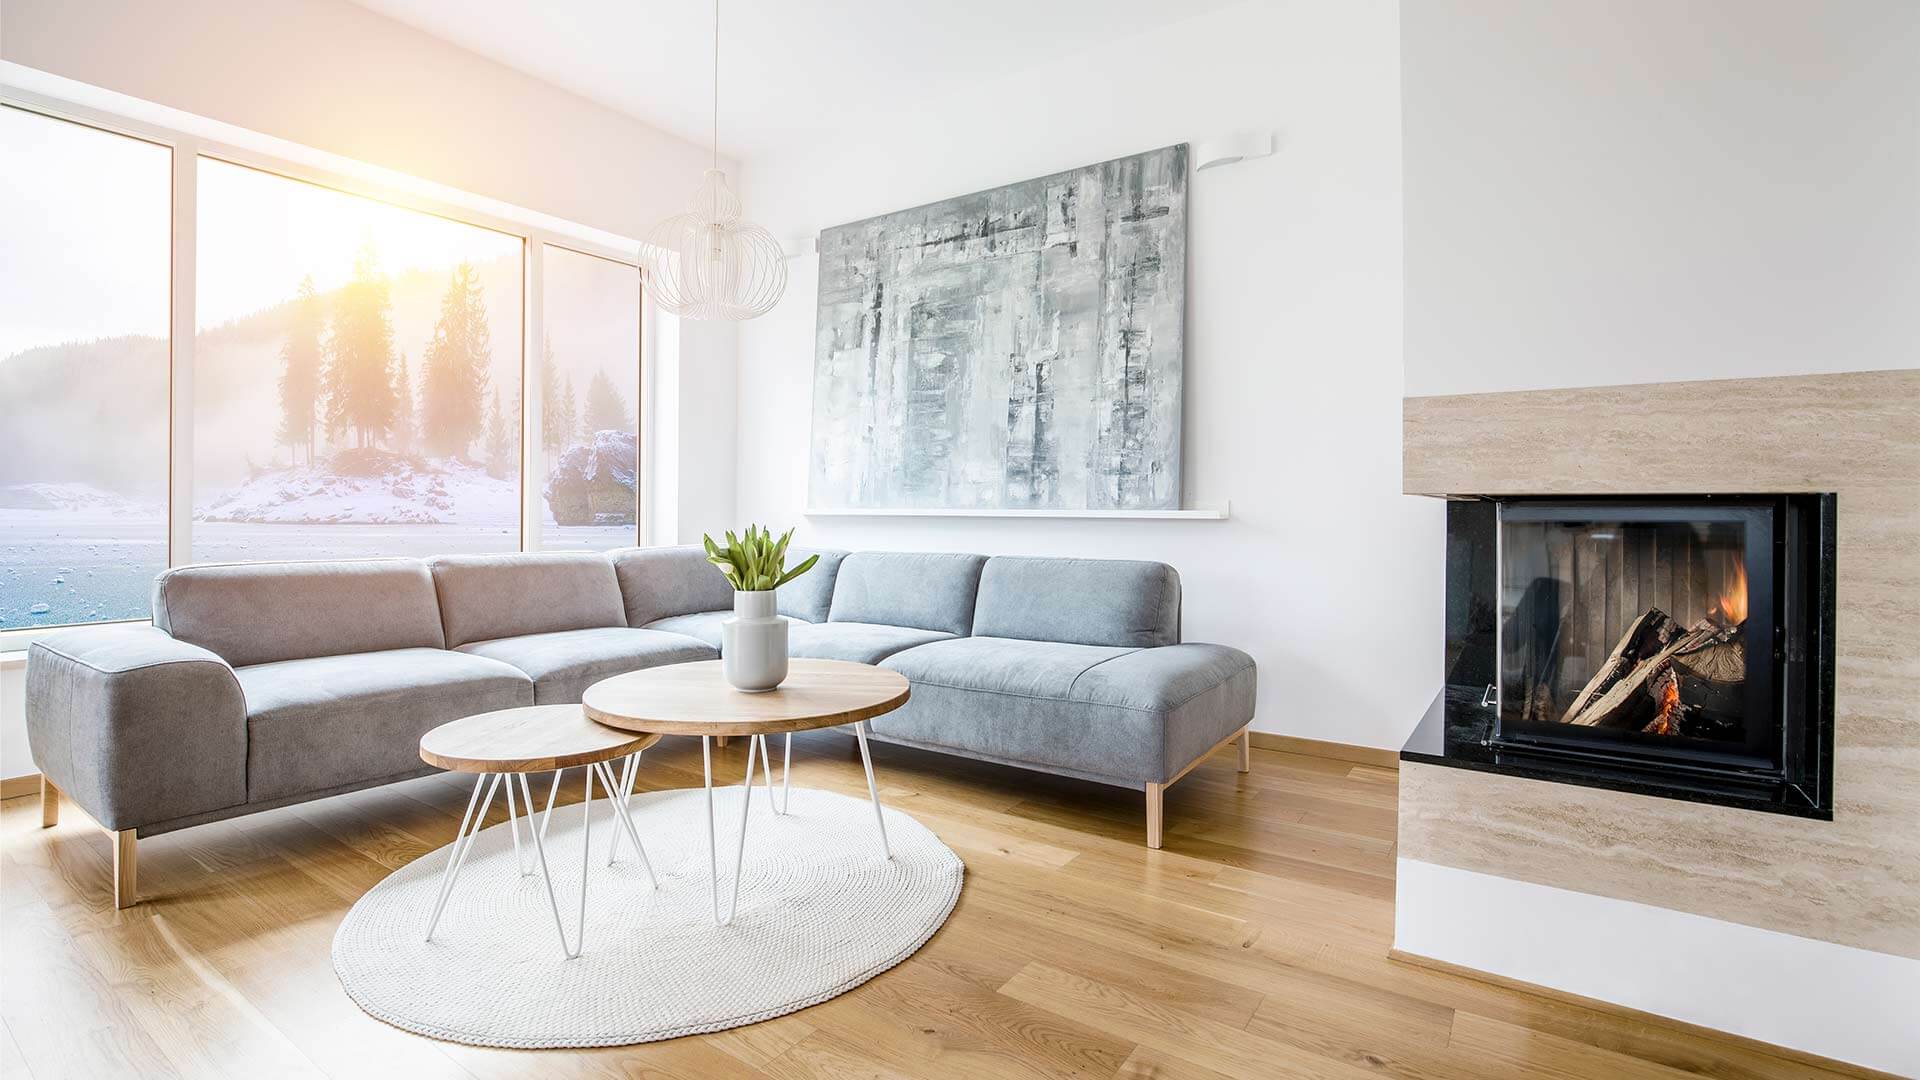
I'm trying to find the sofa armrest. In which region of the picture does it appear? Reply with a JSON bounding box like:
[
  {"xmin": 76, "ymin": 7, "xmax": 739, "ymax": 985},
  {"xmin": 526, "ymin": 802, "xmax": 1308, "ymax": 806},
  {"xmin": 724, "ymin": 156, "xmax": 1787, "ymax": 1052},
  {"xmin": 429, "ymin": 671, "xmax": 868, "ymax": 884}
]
[
  {"xmin": 26, "ymin": 624, "xmax": 248, "ymax": 832},
  {"xmin": 1071, "ymin": 643, "xmax": 1258, "ymax": 782}
]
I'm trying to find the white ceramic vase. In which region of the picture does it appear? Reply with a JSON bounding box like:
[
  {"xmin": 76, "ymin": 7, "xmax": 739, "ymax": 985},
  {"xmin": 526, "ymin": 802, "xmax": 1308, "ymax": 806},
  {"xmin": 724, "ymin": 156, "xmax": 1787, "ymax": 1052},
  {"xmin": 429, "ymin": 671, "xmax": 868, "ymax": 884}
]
[{"xmin": 721, "ymin": 589, "xmax": 788, "ymax": 692}]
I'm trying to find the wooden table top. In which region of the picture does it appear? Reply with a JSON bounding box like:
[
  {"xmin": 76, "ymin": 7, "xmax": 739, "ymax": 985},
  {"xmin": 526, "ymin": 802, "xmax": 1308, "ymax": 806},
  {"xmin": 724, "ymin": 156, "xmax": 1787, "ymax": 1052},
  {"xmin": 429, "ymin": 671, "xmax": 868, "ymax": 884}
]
[
  {"xmin": 419, "ymin": 705, "xmax": 663, "ymax": 774},
  {"xmin": 582, "ymin": 659, "xmax": 911, "ymax": 737}
]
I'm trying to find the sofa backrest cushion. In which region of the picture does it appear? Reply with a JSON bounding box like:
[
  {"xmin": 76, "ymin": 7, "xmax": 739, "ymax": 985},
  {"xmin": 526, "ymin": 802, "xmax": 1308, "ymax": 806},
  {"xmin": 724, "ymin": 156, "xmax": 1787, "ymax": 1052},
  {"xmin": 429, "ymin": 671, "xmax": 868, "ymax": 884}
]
[
  {"xmin": 428, "ymin": 552, "xmax": 626, "ymax": 648},
  {"xmin": 152, "ymin": 559, "xmax": 445, "ymax": 666},
  {"xmin": 610, "ymin": 545, "xmax": 735, "ymax": 627},
  {"xmin": 972, "ymin": 556, "xmax": 1181, "ymax": 648},
  {"xmin": 828, "ymin": 551, "xmax": 987, "ymax": 636},
  {"xmin": 778, "ymin": 547, "xmax": 849, "ymax": 623}
]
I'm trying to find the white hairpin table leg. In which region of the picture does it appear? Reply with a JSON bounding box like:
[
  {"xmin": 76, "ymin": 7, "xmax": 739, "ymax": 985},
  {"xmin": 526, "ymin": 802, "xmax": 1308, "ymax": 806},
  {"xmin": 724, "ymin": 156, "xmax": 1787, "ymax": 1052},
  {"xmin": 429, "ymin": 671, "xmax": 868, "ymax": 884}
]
[
  {"xmin": 607, "ymin": 752, "xmax": 639, "ymax": 865},
  {"xmin": 593, "ymin": 760, "xmax": 657, "ymax": 889},
  {"xmin": 539, "ymin": 767, "xmax": 563, "ymax": 842},
  {"xmin": 425, "ymin": 773, "xmax": 499, "ymax": 941},
  {"xmin": 853, "ymin": 721, "xmax": 892, "ymax": 860},
  {"xmin": 703, "ymin": 736, "xmax": 722, "ymax": 925},
  {"xmin": 782, "ymin": 733, "xmax": 793, "ymax": 813},
  {"xmin": 724, "ymin": 733, "xmax": 761, "ymax": 926},
  {"xmin": 518, "ymin": 766, "xmax": 591, "ymax": 960},
  {"xmin": 755, "ymin": 734, "xmax": 782, "ymax": 814},
  {"xmin": 502, "ymin": 766, "xmax": 527, "ymax": 875}
]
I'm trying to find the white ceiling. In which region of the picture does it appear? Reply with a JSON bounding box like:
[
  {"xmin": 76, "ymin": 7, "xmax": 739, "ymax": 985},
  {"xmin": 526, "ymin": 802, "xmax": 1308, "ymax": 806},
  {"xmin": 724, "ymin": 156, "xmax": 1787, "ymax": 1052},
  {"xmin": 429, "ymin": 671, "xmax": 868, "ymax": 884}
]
[{"xmin": 347, "ymin": 0, "xmax": 1241, "ymax": 160}]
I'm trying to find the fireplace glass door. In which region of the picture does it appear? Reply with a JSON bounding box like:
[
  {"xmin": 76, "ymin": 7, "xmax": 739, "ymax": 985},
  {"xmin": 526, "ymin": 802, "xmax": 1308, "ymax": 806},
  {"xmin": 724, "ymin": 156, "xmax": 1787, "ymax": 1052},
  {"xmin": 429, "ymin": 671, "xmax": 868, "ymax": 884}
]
[{"xmin": 1497, "ymin": 502, "xmax": 1776, "ymax": 763}]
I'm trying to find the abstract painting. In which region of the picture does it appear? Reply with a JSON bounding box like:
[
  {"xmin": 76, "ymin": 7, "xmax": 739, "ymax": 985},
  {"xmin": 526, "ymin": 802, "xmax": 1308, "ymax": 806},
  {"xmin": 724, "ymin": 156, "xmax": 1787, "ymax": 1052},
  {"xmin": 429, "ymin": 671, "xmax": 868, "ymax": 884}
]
[{"xmin": 809, "ymin": 144, "xmax": 1187, "ymax": 511}]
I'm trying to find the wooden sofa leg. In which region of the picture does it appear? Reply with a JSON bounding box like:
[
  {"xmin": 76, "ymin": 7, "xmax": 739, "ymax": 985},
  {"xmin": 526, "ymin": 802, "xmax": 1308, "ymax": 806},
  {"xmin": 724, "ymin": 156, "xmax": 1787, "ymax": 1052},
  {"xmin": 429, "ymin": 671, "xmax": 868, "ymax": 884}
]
[
  {"xmin": 114, "ymin": 830, "xmax": 138, "ymax": 909},
  {"xmin": 715, "ymin": 735, "xmax": 730, "ymax": 748},
  {"xmin": 41, "ymin": 775, "xmax": 60, "ymax": 828},
  {"xmin": 1238, "ymin": 728, "xmax": 1253, "ymax": 773},
  {"xmin": 1145, "ymin": 783, "xmax": 1164, "ymax": 849}
]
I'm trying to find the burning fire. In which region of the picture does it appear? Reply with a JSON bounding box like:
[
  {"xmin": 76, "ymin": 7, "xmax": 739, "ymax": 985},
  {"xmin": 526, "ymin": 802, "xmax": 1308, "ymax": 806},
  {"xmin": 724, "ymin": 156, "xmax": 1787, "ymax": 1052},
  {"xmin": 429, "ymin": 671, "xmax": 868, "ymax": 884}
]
[
  {"xmin": 1713, "ymin": 556, "xmax": 1749, "ymax": 626},
  {"xmin": 1646, "ymin": 669, "xmax": 1683, "ymax": 736}
]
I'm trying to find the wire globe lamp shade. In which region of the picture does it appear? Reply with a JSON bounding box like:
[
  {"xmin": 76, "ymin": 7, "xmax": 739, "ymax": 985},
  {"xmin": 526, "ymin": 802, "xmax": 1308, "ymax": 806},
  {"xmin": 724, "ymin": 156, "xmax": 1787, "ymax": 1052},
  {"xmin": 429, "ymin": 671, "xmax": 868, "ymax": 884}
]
[{"xmin": 644, "ymin": 169, "xmax": 787, "ymax": 321}]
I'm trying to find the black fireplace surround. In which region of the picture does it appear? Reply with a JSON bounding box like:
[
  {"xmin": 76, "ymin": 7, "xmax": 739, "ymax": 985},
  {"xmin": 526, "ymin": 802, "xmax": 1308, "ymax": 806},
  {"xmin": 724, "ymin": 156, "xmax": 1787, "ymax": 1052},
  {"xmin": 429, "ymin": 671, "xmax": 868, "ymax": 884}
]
[{"xmin": 1403, "ymin": 494, "xmax": 1836, "ymax": 819}]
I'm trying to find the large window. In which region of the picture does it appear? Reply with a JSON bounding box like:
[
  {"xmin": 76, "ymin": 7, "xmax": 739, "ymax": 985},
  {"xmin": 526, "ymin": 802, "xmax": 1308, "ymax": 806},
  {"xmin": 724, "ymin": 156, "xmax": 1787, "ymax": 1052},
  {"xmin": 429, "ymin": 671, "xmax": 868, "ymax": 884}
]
[
  {"xmin": 0, "ymin": 95, "xmax": 644, "ymax": 632},
  {"xmin": 539, "ymin": 245, "xmax": 641, "ymax": 551},
  {"xmin": 194, "ymin": 160, "xmax": 524, "ymax": 560},
  {"xmin": 0, "ymin": 106, "xmax": 171, "ymax": 628}
]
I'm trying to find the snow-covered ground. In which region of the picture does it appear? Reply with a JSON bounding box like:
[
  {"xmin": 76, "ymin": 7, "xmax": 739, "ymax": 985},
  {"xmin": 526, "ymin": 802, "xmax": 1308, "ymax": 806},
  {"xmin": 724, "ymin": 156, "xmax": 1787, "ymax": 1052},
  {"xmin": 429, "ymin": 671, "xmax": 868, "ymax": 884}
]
[{"xmin": 195, "ymin": 449, "xmax": 517, "ymax": 526}]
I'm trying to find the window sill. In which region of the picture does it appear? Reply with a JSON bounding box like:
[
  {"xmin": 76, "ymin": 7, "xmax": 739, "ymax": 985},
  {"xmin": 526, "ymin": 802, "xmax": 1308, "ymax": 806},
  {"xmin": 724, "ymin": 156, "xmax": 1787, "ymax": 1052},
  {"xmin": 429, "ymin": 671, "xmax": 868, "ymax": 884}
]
[{"xmin": 0, "ymin": 620, "xmax": 145, "ymax": 656}]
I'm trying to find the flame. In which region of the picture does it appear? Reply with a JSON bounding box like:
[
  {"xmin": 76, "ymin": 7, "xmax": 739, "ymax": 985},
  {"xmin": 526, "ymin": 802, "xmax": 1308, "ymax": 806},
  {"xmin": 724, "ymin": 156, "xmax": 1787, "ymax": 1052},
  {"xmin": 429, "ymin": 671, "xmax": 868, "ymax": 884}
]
[
  {"xmin": 1647, "ymin": 670, "xmax": 1683, "ymax": 736},
  {"xmin": 1714, "ymin": 556, "xmax": 1748, "ymax": 626}
]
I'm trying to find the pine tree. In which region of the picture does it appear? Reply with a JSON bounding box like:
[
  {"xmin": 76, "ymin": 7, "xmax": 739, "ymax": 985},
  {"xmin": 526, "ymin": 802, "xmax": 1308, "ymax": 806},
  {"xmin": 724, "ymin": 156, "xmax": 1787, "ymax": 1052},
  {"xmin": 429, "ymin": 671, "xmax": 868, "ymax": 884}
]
[
  {"xmin": 581, "ymin": 368, "xmax": 632, "ymax": 436},
  {"xmin": 484, "ymin": 388, "xmax": 515, "ymax": 479},
  {"xmin": 322, "ymin": 246, "xmax": 400, "ymax": 450},
  {"xmin": 276, "ymin": 275, "xmax": 325, "ymax": 465},
  {"xmin": 391, "ymin": 354, "xmax": 416, "ymax": 455},
  {"xmin": 419, "ymin": 261, "xmax": 492, "ymax": 460},
  {"xmin": 539, "ymin": 336, "xmax": 567, "ymax": 453},
  {"xmin": 556, "ymin": 371, "xmax": 578, "ymax": 451}
]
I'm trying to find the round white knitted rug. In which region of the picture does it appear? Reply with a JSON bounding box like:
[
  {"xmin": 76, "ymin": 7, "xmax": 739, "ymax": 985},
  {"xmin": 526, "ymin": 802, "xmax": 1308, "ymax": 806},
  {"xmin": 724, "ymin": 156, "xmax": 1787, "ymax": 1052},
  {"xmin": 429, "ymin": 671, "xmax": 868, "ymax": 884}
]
[{"xmin": 332, "ymin": 785, "xmax": 964, "ymax": 1048}]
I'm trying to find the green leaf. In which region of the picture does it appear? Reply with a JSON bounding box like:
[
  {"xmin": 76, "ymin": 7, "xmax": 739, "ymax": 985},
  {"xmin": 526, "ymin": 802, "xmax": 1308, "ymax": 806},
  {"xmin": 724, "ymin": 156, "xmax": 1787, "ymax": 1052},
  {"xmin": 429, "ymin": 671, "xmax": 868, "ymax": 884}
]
[{"xmin": 774, "ymin": 552, "xmax": 819, "ymax": 588}]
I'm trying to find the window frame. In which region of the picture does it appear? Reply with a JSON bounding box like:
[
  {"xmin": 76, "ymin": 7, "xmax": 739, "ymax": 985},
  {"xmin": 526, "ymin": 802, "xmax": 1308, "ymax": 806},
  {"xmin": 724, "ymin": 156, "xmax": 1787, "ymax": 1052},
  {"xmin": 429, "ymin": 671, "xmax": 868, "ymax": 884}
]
[{"xmin": 0, "ymin": 72, "xmax": 648, "ymax": 648}]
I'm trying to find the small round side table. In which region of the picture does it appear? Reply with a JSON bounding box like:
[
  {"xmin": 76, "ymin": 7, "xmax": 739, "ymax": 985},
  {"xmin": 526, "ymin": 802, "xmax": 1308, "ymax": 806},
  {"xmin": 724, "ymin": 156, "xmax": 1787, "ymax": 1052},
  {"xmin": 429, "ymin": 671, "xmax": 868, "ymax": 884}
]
[
  {"xmin": 582, "ymin": 658, "xmax": 911, "ymax": 926},
  {"xmin": 418, "ymin": 704, "xmax": 663, "ymax": 959}
]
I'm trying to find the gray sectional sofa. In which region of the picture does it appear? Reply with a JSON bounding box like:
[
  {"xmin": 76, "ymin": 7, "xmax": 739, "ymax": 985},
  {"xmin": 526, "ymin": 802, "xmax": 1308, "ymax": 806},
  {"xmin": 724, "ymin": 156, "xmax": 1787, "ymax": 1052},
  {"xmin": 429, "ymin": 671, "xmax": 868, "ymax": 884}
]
[{"xmin": 27, "ymin": 546, "xmax": 1256, "ymax": 906}]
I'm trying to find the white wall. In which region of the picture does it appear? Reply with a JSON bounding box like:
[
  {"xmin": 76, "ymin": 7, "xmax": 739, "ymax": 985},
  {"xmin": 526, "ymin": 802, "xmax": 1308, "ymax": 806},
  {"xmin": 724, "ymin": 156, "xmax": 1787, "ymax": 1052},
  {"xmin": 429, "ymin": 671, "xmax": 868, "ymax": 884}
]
[
  {"xmin": 1402, "ymin": 0, "xmax": 1920, "ymax": 397},
  {"xmin": 1396, "ymin": 859, "xmax": 1920, "ymax": 1076},
  {"xmin": 0, "ymin": 661, "xmax": 26, "ymax": 786},
  {"xmin": 735, "ymin": 0, "xmax": 1439, "ymax": 749}
]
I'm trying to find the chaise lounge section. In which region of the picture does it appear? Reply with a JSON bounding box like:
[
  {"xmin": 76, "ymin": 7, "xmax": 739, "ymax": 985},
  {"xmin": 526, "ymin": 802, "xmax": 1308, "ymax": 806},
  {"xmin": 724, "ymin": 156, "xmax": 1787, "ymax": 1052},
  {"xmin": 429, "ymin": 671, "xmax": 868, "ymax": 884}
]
[{"xmin": 26, "ymin": 546, "xmax": 1255, "ymax": 906}]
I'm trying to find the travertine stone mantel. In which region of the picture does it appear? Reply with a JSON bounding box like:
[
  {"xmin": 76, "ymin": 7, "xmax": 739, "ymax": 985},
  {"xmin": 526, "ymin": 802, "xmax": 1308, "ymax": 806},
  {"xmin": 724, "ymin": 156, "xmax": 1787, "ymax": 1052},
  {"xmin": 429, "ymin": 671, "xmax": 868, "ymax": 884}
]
[
  {"xmin": 1402, "ymin": 368, "xmax": 1917, "ymax": 497},
  {"xmin": 1399, "ymin": 368, "xmax": 1920, "ymax": 960}
]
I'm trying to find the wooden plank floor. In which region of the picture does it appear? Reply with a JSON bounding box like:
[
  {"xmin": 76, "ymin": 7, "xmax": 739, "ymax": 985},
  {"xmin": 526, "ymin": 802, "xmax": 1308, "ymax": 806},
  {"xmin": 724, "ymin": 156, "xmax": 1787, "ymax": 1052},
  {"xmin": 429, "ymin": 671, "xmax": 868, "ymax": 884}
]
[{"xmin": 0, "ymin": 736, "xmax": 1856, "ymax": 1080}]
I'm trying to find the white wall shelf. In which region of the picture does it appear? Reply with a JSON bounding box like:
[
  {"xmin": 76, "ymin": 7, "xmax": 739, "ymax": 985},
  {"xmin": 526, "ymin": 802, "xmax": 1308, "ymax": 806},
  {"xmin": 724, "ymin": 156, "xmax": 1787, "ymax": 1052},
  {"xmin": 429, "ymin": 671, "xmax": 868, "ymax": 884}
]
[{"xmin": 805, "ymin": 503, "xmax": 1229, "ymax": 521}]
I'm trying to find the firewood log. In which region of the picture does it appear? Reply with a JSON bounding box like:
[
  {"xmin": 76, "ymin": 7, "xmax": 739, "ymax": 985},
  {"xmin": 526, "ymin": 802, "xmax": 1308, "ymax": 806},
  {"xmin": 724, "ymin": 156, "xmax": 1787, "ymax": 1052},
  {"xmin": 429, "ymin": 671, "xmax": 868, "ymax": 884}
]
[
  {"xmin": 1564, "ymin": 618, "xmax": 1722, "ymax": 729},
  {"xmin": 1559, "ymin": 608, "xmax": 1680, "ymax": 724}
]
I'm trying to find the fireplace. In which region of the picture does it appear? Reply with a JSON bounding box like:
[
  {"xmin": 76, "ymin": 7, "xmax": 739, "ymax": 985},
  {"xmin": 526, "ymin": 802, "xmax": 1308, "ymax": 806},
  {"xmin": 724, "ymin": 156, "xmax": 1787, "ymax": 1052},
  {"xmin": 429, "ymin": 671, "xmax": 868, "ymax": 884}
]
[{"xmin": 1431, "ymin": 494, "xmax": 1835, "ymax": 817}]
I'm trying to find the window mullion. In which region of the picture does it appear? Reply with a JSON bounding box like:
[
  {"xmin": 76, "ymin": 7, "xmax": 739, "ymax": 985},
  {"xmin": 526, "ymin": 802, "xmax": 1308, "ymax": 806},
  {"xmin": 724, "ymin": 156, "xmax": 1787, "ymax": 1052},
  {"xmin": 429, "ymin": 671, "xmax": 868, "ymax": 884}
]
[
  {"xmin": 169, "ymin": 141, "xmax": 199, "ymax": 569},
  {"xmin": 522, "ymin": 239, "xmax": 545, "ymax": 553}
]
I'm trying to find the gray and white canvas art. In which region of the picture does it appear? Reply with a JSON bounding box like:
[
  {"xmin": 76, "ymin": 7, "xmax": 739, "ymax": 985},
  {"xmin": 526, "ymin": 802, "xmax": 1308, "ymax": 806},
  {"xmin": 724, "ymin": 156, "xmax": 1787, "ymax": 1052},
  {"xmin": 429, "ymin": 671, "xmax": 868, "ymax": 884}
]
[{"xmin": 809, "ymin": 144, "xmax": 1187, "ymax": 512}]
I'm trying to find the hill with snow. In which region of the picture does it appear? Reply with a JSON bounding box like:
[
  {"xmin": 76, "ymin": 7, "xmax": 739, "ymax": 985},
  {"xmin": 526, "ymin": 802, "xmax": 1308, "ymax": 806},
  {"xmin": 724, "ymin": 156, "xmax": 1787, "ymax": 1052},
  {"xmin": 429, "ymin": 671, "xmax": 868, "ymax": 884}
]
[{"xmin": 194, "ymin": 448, "xmax": 516, "ymax": 526}]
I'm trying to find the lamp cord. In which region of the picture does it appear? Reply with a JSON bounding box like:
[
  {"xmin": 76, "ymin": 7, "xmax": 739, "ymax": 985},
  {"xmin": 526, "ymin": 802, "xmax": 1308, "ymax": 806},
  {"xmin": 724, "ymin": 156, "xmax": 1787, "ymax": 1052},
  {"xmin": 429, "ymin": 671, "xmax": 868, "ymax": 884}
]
[{"xmin": 711, "ymin": 0, "xmax": 719, "ymax": 175}]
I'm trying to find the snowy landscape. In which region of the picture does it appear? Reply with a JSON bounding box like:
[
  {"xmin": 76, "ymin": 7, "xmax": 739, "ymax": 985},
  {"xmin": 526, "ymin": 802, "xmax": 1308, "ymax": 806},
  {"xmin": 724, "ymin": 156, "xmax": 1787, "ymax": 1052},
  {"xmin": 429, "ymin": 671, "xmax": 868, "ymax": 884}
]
[
  {"xmin": 195, "ymin": 448, "xmax": 518, "ymax": 527},
  {"xmin": 1, "ymin": 235, "xmax": 639, "ymax": 629}
]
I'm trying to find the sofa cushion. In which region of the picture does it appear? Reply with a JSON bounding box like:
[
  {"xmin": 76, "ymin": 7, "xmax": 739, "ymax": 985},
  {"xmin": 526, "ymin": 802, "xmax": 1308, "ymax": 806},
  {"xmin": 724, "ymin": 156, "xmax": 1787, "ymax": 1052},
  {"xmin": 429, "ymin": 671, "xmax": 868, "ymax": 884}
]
[
  {"xmin": 610, "ymin": 545, "xmax": 735, "ymax": 627},
  {"xmin": 235, "ymin": 648, "xmax": 532, "ymax": 802},
  {"xmin": 457, "ymin": 627, "xmax": 717, "ymax": 704},
  {"xmin": 777, "ymin": 547, "xmax": 848, "ymax": 623},
  {"xmin": 428, "ymin": 552, "xmax": 626, "ymax": 648},
  {"xmin": 643, "ymin": 611, "xmax": 728, "ymax": 650},
  {"xmin": 153, "ymin": 558, "xmax": 444, "ymax": 667},
  {"xmin": 827, "ymin": 551, "xmax": 987, "ymax": 636},
  {"xmin": 877, "ymin": 638, "xmax": 1256, "ymax": 785},
  {"xmin": 972, "ymin": 556, "xmax": 1181, "ymax": 648},
  {"xmin": 788, "ymin": 621, "xmax": 954, "ymax": 664}
]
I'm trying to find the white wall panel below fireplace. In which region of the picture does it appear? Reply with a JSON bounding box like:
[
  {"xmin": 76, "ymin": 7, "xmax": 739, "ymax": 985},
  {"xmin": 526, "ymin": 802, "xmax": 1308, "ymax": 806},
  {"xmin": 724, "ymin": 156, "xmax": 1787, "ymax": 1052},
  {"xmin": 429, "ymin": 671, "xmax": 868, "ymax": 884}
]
[{"xmin": 1394, "ymin": 857, "xmax": 1920, "ymax": 1077}]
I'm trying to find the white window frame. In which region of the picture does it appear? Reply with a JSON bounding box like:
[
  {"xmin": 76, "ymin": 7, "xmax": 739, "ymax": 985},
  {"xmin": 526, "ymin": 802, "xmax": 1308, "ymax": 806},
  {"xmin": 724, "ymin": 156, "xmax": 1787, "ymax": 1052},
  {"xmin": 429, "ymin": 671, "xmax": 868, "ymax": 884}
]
[{"xmin": 0, "ymin": 64, "xmax": 648, "ymax": 649}]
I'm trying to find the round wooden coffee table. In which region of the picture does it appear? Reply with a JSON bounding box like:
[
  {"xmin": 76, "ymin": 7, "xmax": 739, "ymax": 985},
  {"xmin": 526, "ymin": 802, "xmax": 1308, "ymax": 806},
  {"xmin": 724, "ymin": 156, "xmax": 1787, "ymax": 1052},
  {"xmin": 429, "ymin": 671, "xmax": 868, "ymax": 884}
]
[
  {"xmin": 418, "ymin": 704, "xmax": 664, "ymax": 958},
  {"xmin": 582, "ymin": 659, "xmax": 910, "ymax": 926}
]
